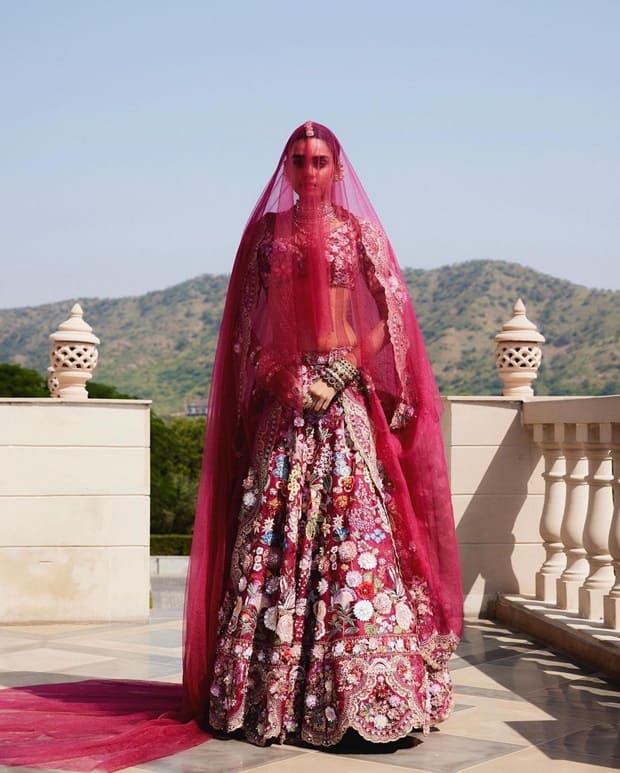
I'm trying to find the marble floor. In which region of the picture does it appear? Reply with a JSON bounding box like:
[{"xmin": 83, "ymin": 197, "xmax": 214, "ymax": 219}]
[{"xmin": 1, "ymin": 586, "xmax": 618, "ymax": 773}]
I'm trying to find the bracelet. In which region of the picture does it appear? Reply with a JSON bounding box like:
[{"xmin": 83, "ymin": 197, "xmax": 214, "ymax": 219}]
[
  {"xmin": 322, "ymin": 366, "xmax": 346, "ymax": 392},
  {"xmin": 331, "ymin": 357, "xmax": 359, "ymax": 385},
  {"xmin": 321, "ymin": 358, "xmax": 359, "ymax": 393}
]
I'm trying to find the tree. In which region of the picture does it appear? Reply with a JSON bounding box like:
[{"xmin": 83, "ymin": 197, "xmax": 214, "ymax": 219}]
[
  {"xmin": 0, "ymin": 363, "xmax": 48, "ymax": 397},
  {"xmin": 86, "ymin": 382, "xmax": 136, "ymax": 399},
  {"xmin": 150, "ymin": 414, "xmax": 205, "ymax": 534}
]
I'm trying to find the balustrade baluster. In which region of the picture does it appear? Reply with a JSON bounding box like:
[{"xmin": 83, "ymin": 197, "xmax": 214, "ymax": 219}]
[
  {"xmin": 579, "ymin": 423, "xmax": 614, "ymax": 619},
  {"xmin": 534, "ymin": 423, "xmax": 567, "ymax": 603},
  {"xmin": 603, "ymin": 427, "xmax": 620, "ymax": 629},
  {"xmin": 557, "ymin": 423, "xmax": 590, "ymax": 611}
]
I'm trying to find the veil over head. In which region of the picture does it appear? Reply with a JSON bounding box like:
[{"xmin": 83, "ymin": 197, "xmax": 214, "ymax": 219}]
[{"xmin": 183, "ymin": 121, "xmax": 463, "ymax": 720}]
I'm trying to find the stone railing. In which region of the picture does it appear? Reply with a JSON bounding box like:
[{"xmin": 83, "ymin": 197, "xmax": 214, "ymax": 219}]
[{"xmin": 523, "ymin": 396, "xmax": 620, "ymax": 629}]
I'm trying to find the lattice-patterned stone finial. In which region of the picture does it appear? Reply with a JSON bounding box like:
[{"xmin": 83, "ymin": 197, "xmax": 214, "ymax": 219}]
[
  {"xmin": 49, "ymin": 303, "xmax": 100, "ymax": 400},
  {"xmin": 495, "ymin": 298, "xmax": 545, "ymax": 397}
]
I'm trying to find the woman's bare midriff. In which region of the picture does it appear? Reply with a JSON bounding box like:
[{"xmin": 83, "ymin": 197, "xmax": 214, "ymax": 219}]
[{"xmin": 297, "ymin": 287, "xmax": 357, "ymax": 353}]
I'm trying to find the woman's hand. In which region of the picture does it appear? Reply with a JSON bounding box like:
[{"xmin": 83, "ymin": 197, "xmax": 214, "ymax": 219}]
[{"xmin": 304, "ymin": 378, "xmax": 337, "ymax": 413}]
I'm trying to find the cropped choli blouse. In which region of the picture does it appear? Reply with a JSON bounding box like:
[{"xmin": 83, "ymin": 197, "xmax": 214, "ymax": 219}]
[{"xmin": 257, "ymin": 220, "xmax": 364, "ymax": 290}]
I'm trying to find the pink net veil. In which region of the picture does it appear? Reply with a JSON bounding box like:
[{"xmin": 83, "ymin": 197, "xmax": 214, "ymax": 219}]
[
  {"xmin": 183, "ymin": 121, "xmax": 463, "ymax": 721},
  {"xmin": 0, "ymin": 121, "xmax": 462, "ymax": 771}
]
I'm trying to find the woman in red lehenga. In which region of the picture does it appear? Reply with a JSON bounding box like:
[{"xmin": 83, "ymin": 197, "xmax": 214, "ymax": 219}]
[
  {"xmin": 0, "ymin": 121, "xmax": 462, "ymax": 769},
  {"xmin": 183, "ymin": 121, "xmax": 463, "ymax": 747}
]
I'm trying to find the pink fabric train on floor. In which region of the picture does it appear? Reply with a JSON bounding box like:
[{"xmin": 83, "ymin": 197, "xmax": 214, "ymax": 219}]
[{"xmin": 0, "ymin": 680, "xmax": 206, "ymax": 771}]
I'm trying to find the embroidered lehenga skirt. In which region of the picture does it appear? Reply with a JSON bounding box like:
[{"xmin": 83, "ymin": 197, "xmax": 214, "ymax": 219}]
[{"xmin": 208, "ymin": 354, "xmax": 454, "ymax": 746}]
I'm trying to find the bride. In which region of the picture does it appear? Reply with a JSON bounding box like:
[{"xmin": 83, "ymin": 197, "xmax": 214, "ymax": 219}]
[{"xmin": 183, "ymin": 121, "xmax": 463, "ymax": 746}]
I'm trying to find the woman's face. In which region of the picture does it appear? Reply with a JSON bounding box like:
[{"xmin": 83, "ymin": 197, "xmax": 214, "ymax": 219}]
[{"xmin": 286, "ymin": 138, "xmax": 336, "ymax": 200}]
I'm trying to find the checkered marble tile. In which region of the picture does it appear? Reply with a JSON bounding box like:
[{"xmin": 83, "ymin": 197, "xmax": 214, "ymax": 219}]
[{"xmin": 0, "ymin": 590, "xmax": 618, "ymax": 773}]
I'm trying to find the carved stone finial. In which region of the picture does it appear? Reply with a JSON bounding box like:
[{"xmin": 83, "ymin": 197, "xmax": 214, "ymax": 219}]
[
  {"xmin": 47, "ymin": 366, "xmax": 60, "ymax": 398},
  {"xmin": 495, "ymin": 298, "xmax": 545, "ymax": 397},
  {"xmin": 49, "ymin": 303, "xmax": 100, "ymax": 400}
]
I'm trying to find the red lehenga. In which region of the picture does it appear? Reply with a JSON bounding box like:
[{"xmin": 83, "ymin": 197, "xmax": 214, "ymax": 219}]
[
  {"xmin": 184, "ymin": 122, "xmax": 463, "ymax": 747},
  {"xmin": 207, "ymin": 223, "xmax": 456, "ymax": 745}
]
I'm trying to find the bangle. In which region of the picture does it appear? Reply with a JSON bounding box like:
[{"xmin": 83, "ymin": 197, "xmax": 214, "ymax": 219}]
[
  {"xmin": 322, "ymin": 366, "xmax": 346, "ymax": 392},
  {"xmin": 330, "ymin": 357, "xmax": 359, "ymax": 385}
]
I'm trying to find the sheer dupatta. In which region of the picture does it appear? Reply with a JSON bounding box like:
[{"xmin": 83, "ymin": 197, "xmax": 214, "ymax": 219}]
[
  {"xmin": 0, "ymin": 122, "xmax": 462, "ymax": 771},
  {"xmin": 183, "ymin": 121, "xmax": 463, "ymax": 722}
]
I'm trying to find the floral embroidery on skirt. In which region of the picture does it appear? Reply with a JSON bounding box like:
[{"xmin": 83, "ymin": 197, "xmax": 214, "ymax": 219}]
[{"xmin": 208, "ymin": 356, "xmax": 454, "ymax": 746}]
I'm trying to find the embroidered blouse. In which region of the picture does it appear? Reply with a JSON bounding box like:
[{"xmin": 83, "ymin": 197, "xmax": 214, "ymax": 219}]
[{"xmin": 257, "ymin": 220, "xmax": 365, "ymax": 290}]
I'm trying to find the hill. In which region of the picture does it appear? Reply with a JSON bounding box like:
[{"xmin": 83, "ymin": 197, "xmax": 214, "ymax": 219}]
[{"xmin": 1, "ymin": 260, "xmax": 618, "ymax": 414}]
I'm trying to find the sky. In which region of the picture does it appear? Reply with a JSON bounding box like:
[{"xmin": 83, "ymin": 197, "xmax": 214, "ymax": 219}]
[{"xmin": 1, "ymin": 0, "xmax": 618, "ymax": 310}]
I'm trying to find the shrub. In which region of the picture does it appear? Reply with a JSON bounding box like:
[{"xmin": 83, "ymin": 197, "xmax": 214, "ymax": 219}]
[{"xmin": 150, "ymin": 534, "xmax": 193, "ymax": 555}]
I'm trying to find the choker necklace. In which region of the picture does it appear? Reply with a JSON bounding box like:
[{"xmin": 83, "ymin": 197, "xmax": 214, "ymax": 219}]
[{"xmin": 293, "ymin": 200, "xmax": 338, "ymax": 228}]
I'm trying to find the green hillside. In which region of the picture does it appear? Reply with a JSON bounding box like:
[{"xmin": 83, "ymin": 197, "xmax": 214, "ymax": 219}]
[{"xmin": 1, "ymin": 260, "xmax": 618, "ymax": 414}]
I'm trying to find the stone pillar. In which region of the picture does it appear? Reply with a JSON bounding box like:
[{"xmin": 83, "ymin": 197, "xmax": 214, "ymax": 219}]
[
  {"xmin": 556, "ymin": 423, "xmax": 590, "ymax": 611},
  {"xmin": 534, "ymin": 423, "xmax": 567, "ymax": 603},
  {"xmin": 603, "ymin": 427, "xmax": 620, "ymax": 629},
  {"xmin": 49, "ymin": 304, "xmax": 100, "ymax": 400},
  {"xmin": 495, "ymin": 298, "xmax": 545, "ymax": 397},
  {"xmin": 579, "ymin": 424, "xmax": 615, "ymax": 619}
]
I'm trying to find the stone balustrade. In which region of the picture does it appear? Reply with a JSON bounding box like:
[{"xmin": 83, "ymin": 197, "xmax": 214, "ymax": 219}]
[{"xmin": 523, "ymin": 396, "xmax": 620, "ymax": 629}]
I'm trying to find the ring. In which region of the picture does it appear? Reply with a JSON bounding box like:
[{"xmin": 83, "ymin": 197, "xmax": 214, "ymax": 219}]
[{"xmin": 303, "ymin": 393, "xmax": 313, "ymax": 410}]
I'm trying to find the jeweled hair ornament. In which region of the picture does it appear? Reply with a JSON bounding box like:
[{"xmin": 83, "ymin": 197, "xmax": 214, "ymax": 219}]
[{"xmin": 304, "ymin": 121, "xmax": 314, "ymax": 137}]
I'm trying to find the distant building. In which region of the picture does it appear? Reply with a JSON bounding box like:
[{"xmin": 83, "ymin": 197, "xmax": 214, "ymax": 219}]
[{"xmin": 185, "ymin": 402, "xmax": 207, "ymax": 417}]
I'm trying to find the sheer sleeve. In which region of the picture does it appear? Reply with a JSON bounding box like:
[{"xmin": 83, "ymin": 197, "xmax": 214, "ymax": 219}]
[
  {"xmin": 241, "ymin": 215, "xmax": 303, "ymax": 410},
  {"xmin": 358, "ymin": 218, "xmax": 418, "ymax": 430},
  {"xmin": 359, "ymin": 233, "xmax": 389, "ymax": 322}
]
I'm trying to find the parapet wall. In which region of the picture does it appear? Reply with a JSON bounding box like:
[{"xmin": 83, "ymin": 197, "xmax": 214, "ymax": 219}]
[
  {"xmin": 442, "ymin": 396, "xmax": 545, "ymax": 617},
  {"xmin": 0, "ymin": 398, "xmax": 151, "ymax": 622}
]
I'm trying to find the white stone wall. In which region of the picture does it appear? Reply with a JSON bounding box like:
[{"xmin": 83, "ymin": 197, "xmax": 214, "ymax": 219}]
[
  {"xmin": 0, "ymin": 398, "xmax": 151, "ymax": 622},
  {"xmin": 442, "ymin": 397, "xmax": 545, "ymax": 617}
]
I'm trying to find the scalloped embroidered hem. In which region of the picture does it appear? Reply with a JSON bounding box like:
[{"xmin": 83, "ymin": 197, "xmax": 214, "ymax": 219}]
[
  {"xmin": 209, "ymin": 701, "xmax": 452, "ymax": 749},
  {"xmin": 208, "ymin": 647, "xmax": 454, "ymax": 747}
]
